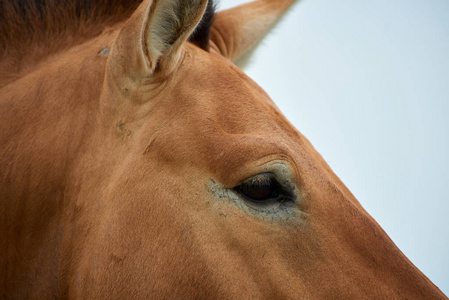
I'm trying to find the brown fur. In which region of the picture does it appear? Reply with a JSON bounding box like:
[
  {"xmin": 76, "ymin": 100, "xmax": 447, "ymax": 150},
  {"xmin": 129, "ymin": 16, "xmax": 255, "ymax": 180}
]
[
  {"xmin": 0, "ymin": 0, "xmax": 139, "ymax": 80},
  {"xmin": 0, "ymin": 0, "xmax": 447, "ymax": 298},
  {"xmin": 0, "ymin": 0, "xmax": 215, "ymax": 85}
]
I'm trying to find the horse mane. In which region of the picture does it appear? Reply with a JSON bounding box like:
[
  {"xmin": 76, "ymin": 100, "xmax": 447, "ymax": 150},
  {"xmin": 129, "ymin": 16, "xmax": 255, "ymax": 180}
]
[{"xmin": 0, "ymin": 0, "xmax": 215, "ymax": 77}]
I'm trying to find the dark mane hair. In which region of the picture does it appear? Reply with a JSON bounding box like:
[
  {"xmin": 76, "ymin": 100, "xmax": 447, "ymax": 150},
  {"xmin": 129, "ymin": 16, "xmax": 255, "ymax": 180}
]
[
  {"xmin": 0, "ymin": 0, "xmax": 215, "ymax": 72},
  {"xmin": 188, "ymin": 0, "xmax": 216, "ymax": 51}
]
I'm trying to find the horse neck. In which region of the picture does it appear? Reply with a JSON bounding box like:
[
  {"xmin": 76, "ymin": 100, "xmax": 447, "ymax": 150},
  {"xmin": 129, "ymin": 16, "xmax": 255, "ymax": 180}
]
[{"xmin": 0, "ymin": 37, "xmax": 109, "ymax": 295}]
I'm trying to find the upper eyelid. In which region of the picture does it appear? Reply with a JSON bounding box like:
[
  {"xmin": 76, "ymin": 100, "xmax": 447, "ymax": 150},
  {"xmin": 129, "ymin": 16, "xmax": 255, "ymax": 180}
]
[{"xmin": 235, "ymin": 172, "xmax": 273, "ymax": 185}]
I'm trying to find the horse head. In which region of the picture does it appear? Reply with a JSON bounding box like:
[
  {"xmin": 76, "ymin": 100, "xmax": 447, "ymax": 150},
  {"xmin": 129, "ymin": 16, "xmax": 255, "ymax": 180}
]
[{"xmin": 0, "ymin": 0, "xmax": 446, "ymax": 298}]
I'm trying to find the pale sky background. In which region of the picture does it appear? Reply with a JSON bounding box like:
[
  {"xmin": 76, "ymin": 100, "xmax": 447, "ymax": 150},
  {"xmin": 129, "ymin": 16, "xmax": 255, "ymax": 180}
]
[{"xmin": 220, "ymin": 0, "xmax": 449, "ymax": 295}]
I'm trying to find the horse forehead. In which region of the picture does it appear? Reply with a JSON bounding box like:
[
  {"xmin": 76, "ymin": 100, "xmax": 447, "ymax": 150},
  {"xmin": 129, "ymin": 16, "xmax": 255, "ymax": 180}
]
[
  {"xmin": 143, "ymin": 62, "xmax": 300, "ymax": 183},
  {"xmin": 168, "ymin": 46, "xmax": 283, "ymax": 125},
  {"xmin": 144, "ymin": 45, "xmax": 296, "ymax": 145},
  {"xmin": 178, "ymin": 44, "xmax": 264, "ymax": 95}
]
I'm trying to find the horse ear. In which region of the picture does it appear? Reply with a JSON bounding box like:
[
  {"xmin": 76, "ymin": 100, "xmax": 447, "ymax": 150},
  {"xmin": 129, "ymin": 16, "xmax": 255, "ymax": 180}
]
[
  {"xmin": 210, "ymin": 0, "xmax": 297, "ymax": 62},
  {"xmin": 110, "ymin": 0, "xmax": 208, "ymax": 82}
]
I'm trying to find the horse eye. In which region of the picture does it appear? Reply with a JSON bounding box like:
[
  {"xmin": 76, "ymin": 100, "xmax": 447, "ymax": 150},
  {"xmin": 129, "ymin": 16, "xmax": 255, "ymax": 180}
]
[{"xmin": 235, "ymin": 174, "xmax": 280, "ymax": 203}]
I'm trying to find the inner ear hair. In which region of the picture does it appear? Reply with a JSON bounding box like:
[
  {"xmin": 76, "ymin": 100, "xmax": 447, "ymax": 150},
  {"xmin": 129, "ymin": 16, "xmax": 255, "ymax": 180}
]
[{"xmin": 146, "ymin": 0, "xmax": 208, "ymax": 61}]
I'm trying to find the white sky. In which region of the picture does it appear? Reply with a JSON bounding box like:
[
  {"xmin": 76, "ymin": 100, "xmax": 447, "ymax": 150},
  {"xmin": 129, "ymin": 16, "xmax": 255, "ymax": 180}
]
[{"xmin": 220, "ymin": 0, "xmax": 449, "ymax": 295}]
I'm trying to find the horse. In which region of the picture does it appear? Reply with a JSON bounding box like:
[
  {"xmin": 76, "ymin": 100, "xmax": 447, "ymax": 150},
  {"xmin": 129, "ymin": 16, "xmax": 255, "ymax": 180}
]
[{"xmin": 0, "ymin": 0, "xmax": 447, "ymax": 298}]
